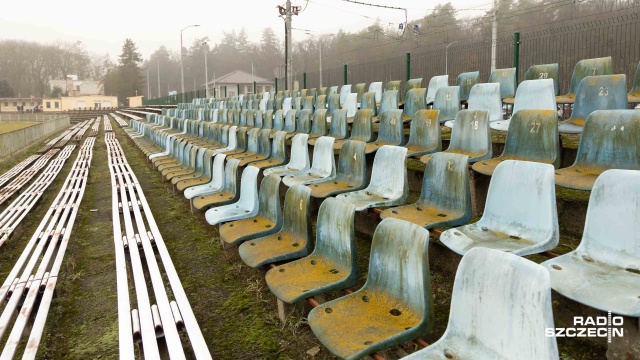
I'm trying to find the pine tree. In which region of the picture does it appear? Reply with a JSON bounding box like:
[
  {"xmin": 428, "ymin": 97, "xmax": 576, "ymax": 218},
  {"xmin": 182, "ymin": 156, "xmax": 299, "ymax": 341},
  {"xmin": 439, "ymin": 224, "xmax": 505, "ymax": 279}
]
[
  {"xmin": 0, "ymin": 79, "xmax": 15, "ymax": 97},
  {"xmin": 105, "ymin": 38, "xmax": 143, "ymax": 105}
]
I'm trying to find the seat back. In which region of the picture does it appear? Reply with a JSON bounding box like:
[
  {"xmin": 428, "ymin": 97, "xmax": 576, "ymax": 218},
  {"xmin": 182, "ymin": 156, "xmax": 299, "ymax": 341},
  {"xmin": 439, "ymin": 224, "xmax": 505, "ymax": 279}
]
[
  {"xmin": 222, "ymin": 158, "xmax": 240, "ymax": 194},
  {"xmin": 385, "ymin": 80, "xmax": 401, "ymax": 92},
  {"xmin": 525, "ymin": 63, "xmax": 560, "ymax": 95},
  {"xmin": 310, "ymin": 109, "xmax": 328, "ymax": 136},
  {"xmin": 317, "ymin": 87, "xmax": 327, "ymax": 96},
  {"xmin": 343, "ymin": 93, "xmax": 358, "ymax": 117},
  {"xmin": 327, "ymin": 94, "xmax": 340, "ymax": 116},
  {"xmin": 433, "ymin": 86, "xmax": 461, "ymax": 122},
  {"xmin": 234, "ymin": 127, "xmax": 248, "ymax": 152},
  {"xmin": 367, "ymin": 145, "xmax": 408, "ymax": 198},
  {"xmin": 246, "ymin": 109, "xmax": 255, "ymax": 127},
  {"xmin": 379, "ymin": 90, "xmax": 399, "ymax": 115},
  {"xmin": 567, "ymin": 56, "xmax": 613, "ymax": 96},
  {"xmin": 456, "ymin": 71, "xmax": 480, "ymax": 101},
  {"xmin": 309, "ymin": 136, "xmax": 336, "ymax": 176},
  {"xmin": 282, "ymin": 185, "xmax": 312, "ymax": 242},
  {"xmin": 257, "ymin": 174, "xmax": 283, "ymax": 223},
  {"xmin": 272, "ymin": 110, "xmax": 284, "ymax": 131},
  {"xmin": 512, "ymin": 79, "xmax": 557, "ymax": 114},
  {"xmin": 483, "ymin": 160, "xmax": 558, "ymax": 243},
  {"xmin": 368, "ymin": 81, "xmax": 383, "ymax": 103},
  {"xmin": 259, "ymin": 98, "xmax": 268, "ymax": 111},
  {"xmin": 403, "ymin": 88, "xmax": 427, "ymax": 119},
  {"xmin": 407, "ymin": 109, "xmax": 441, "ymax": 152},
  {"xmin": 328, "ymin": 86, "xmax": 339, "ymax": 96},
  {"xmin": 262, "ymin": 110, "xmax": 274, "ymax": 130},
  {"xmin": 448, "ymin": 110, "xmax": 491, "ymax": 160},
  {"xmin": 328, "ymin": 109, "xmax": 348, "ymax": 139},
  {"xmin": 284, "ymin": 109, "xmax": 297, "ymax": 132},
  {"xmin": 271, "ymin": 131, "xmax": 289, "ymax": 162},
  {"xmin": 313, "ymin": 198, "xmax": 357, "ymax": 279},
  {"xmin": 420, "ymin": 152, "xmax": 471, "ymax": 222},
  {"xmin": 405, "ymin": 78, "xmax": 423, "ymax": 100},
  {"xmin": 630, "ymin": 60, "xmax": 640, "ymax": 97},
  {"xmin": 245, "ymin": 128, "xmax": 260, "ymax": 153},
  {"xmin": 335, "ymin": 140, "xmax": 367, "ymax": 185},
  {"xmin": 504, "ymin": 110, "xmax": 560, "ymax": 167},
  {"xmin": 349, "ymin": 109, "xmax": 374, "ymax": 142},
  {"xmin": 288, "ymin": 133, "xmax": 310, "ymax": 169},
  {"xmin": 339, "ymin": 84, "xmax": 351, "ymax": 106},
  {"xmin": 426, "ymin": 75, "xmax": 449, "ymax": 104},
  {"xmin": 488, "ymin": 67, "xmax": 517, "ymax": 98},
  {"xmin": 315, "ymin": 95, "xmax": 327, "ymax": 110},
  {"xmin": 467, "ymin": 83, "xmax": 503, "ymax": 122},
  {"xmin": 377, "ymin": 109, "xmax": 404, "ymax": 145},
  {"xmin": 303, "ymin": 96, "xmax": 314, "ymax": 111},
  {"xmin": 296, "ymin": 109, "xmax": 312, "ymax": 134},
  {"xmin": 254, "ymin": 110, "xmax": 264, "ymax": 129},
  {"xmin": 573, "ymin": 110, "xmax": 640, "ymax": 171},
  {"xmin": 360, "ymin": 92, "xmax": 378, "ymax": 116},
  {"xmin": 569, "ymin": 74, "xmax": 627, "ymax": 124},
  {"xmin": 354, "ymin": 83, "xmax": 366, "ymax": 103},
  {"xmin": 282, "ymin": 97, "xmax": 292, "ymax": 114},
  {"xmin": 257, "ymin": 129, "xmax": 271, "ymax": 156}
]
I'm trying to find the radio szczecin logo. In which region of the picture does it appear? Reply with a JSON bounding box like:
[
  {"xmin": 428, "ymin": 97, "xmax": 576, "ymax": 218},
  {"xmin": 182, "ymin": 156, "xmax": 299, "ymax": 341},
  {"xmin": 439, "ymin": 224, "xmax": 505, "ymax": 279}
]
[{"xmin": 545, "ymin": 312, "xmax": 623, "ymax": 343}]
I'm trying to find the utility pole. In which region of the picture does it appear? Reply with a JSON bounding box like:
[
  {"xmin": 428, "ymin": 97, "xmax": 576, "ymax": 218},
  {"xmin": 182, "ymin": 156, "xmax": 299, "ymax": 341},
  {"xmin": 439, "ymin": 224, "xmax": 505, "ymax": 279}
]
[
  {"xmin": 491, "ymin": 0, "xmax": 498, "ymax": 72},
  {"xmin": 146, "ymin": 67, "xmax": 150, "ymax": 99},
  {"xmin": 180, "ymin": 24, "xmax": 200, "ymax": 96},
  {"xmin": 157, "ymin": 59, "xmax": 161, "ymax": 97},
  {"xmin": 285, "ymin": 0, "xmax": 292, "ymax": 91},
  {"xmin": 203, "ymin": 41, "xmax": 209, "ymax": 98}
]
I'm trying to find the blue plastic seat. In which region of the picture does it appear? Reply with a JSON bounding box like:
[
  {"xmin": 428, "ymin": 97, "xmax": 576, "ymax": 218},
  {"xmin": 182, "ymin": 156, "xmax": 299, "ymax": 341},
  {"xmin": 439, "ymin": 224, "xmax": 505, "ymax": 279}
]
[
  {"xmin": 444, "ymin": 83, "xmax": 502, "ymax": 128},
  {"xmin": 426, "ymin": 75, "xmax": 449, "ymax": 105},
  {"xmin": 556, "ymin": 56, "xmax": 613, "ymax": 104},
  {"xmin": 308, "ymin": 140, "xmax": 367, "ymax": 199},
  {"xmin": 333, "ymin": 109, "xmax": 373, "ymax": 150},
  {"xmin": 263, "ymin": 133, "xmax": 310, "ymax": 177},
  {"xmin": 402, "ymin": 88, "xmax": 427, "ymax": 122},
  {"xmin": 433, "ymin": 86, "xmax": 460, "ymax": 123},
  {"xmin": 457, "ymin": 71, "xmax": 479, "ymax": 102},
  {"xmin": 629, "ymin": 60, "xmax": 640, "ymax": 103},
  {"xmin": 488, "ymin": 67, "xmax": 516, "ymax": 99},
  {"xmin": 490, "ymin": 79, "xmax": 557, "ymax": 132},
  {"xmin": 365, "ymin": 109, "xmax": 404, "ymax": 154},
  {"xmin": 403, "ymin": 110, "xmax": 441, "ymax": 158}
]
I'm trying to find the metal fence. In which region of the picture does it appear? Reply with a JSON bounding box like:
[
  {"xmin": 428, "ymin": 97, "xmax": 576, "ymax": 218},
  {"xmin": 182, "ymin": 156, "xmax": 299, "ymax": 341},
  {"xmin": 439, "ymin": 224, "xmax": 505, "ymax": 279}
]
[{"xmin": 0, "ymin": 114, "xmax": 70, "ymax": 123}]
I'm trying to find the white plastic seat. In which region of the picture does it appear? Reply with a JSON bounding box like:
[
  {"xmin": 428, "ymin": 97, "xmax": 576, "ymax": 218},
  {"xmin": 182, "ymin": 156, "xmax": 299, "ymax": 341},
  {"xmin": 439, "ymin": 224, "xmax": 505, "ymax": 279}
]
[
  {"xmin": 204, "ymin": 166, "xmax": 260, "ymax": 226},
  {"xmin": 259, "ymin": 99, "xmax": 267, "ymax": 111},
  {"xmin": 282, "ymin": 136, "xmax": 336, "ymax": 187},
  {"xmin": 368, "ymin": 82, "xmax": 383, "ymax": 103},
  {"xmin": 433, "ymin": 86, "xmax": 461, "ymax": 123},
  {"xmin": 404, "ymin": 247, "xmax": 559, "ymax": 360},
  {"xmin": 426, "ymin": 75, "xmax": 449, "ymax": 105},
  {"xmin": 263, "ymin": 133, "xmax": 310, "ymax": 177},
  {"xmin": 282, "ymin": 97, "xmax": 292, "ymax": 115},
  {"xmin": 339, "ymin": 84, "xmax": 352, "ymax": 106},
  {"xmin": 542, "ymin": 169, "xmax": 640, "ymax": 317},
  {"xmin": 343, "ymin": 93, "xmax": 358, "ymax": 117},
  {"xmin": 491, "ymin": 79, "xmax": 557, "ymax": 131},
  {"xmin": 184, "ymin": 154, "xmax": 226, "ymax": 199},
  {"xmin": 336, "ymin": 145, "xmax": 408, "ymax": 211},
  {"xmin": 440, "ymin": 160, "xmax": 559, "ymax": 256},
  {"xmin": 444, "ymin": 83, "xmax": 502, "ymax": 128}
]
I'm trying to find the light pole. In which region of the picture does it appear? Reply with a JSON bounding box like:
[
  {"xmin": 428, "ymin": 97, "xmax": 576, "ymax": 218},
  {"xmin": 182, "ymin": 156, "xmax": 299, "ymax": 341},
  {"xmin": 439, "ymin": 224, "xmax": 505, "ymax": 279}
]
[
  {"xmin": 445, "ymin": 40, "xmax": 459, "ymax": 75},
  {"xmin": 146, "ymin": 66, "xmax": 150, "ymax": 100},
  {"xmin": 203, "ymin": 41, "xmax": 209, "ymax": 98},
  {"xmin": 305, "ymin": 31, "xmax": 334, "ymax": 88},
  {"xmin": 180, "ymin": 24, "xmax": 200, "ymax": 97},
  {"xmin": 157, "ymin": 59, "xmax": 161, "ymax": 98}
]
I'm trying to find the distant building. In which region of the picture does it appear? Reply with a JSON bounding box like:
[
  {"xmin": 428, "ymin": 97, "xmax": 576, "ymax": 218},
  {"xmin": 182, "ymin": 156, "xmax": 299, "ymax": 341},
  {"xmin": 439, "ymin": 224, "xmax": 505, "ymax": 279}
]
[
  {"xmin": 49, "ymin": 75, "xmax": 103, "ymax": 96},
  {"xmin": 127, "ymin": 95, "xmax": 144, "ymax": 107},
  {"xmin": 206, "ymin": 70, "xmax": 274, "ymax": 97},
  {"xmin": 41, "ymin": 95, "xmax": 117, "ymax": 112},
  {"xmin": 0, "ymin": 97, "xmax": 42, "ymax": 112}
]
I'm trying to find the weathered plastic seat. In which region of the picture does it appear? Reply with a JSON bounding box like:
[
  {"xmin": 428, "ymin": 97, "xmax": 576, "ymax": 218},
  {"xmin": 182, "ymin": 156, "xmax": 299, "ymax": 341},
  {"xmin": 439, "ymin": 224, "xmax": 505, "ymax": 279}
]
[
  {"xmin": 385, "ymin": 80, "xmax": 401, "ymax": 92},
  {"xmin": 265, "ymin": 198, "xmax": 357, "ymax": 304},
  {"xmin": 317, "ymin": 87, "xmax": 327, "ymax": 96},
  {"xmin": 403, "ymin": 109, "xmax": 441, "ymax": 157},
  {"xmin": 238, "ymin": 185, "xmax": 312, "ymax": 268},
  {"xmin": 263, "ymin": 133, "xmax": 310, "ymax": 177},
  {"xmin": 259, "ymin": 98, "xmax": 267, "ymax": 111},
  {"xmin": 365, "ymin": 109, "xmax": 404, "ymax": 154},
  {"xmin": 381, "ymin": 152, "xmax": 471, "ymax": 228},
  {"xmin": 302, "ymin": 96, "xmax": 314, "ymax": 111},
  {"xmin": 490, "ymin": 79, "xmax": 557, "ymax": 131},
  {"xmin": 558, "ymin": 74, "xmax": 627, "ymax": 134},
  {"xmin": 474, "ymin": 110, "xmax": 559, "ymax": 176},
  {"xmin": 336, "ymin": 145, "xmax": 408, "ymax": 211},
  {"xmin": 542, "ymin": 169, "xmax": 640, "ymax": 317},
  {"xmin": 372, "ymin": 90, "xmax": 399, "ymax": 123},
  {"xmin": 282, "ymin": 109, "xmax": 298, "ymax": 135},
  {"xmin": 433, "ymin": 86, "xmax": 460, "ymax": 123},
  {"xmin": 183, "ymin": 154, "xmax": 227, "ymax": 198},
  {"xmin": 174, "ymin": 148, "xmax": 217, "ymax": 191},
  {"xmin": 368, "ymin": 82, "xmax": 383, "ymax": 103},
  {"xmin": 308, "ymin": 109, "xmax": 328, "ymax": 139},
  {"xmin": 526, "ymin": 63, "xmax": 559, "ymax": 94},
  {"xmin": 629, "ymin": 60, "xmax": 640, "ymax": 103},
  {"xmin": 403, "ymin": 77, "xmax": 422, "ymax": 103},
  {"xmin": 404, "ymin": 247, "xmax": 559, "ymax": 360},
  {"xmin": 327, "ymin": 94, "xmax": 340, "ymax": 118},
  {"xmin": 421, "ymin": 109, "xmax": 491, "ymax": 164},
  {"xmin": 425, "ymin": 75, "xmax": 449, "ymax": 105},
  {"xmin": 353, "ymin": 83, "xmax": 366, "ymax": 103},
  {"xmin": 204, "ymin": 166, "xmax": 259, "ymax": 226},
  {"xmin": 360, "ymin": 92, "xmax": 378, "ymax": 116},
  {"xmin": 488, "ymin": 67, "xmax": 516, "ymax": 99},
  {"xmin": 282, "ymin": 97, "xmax": 292, "ymax": 114},
  {"xmin": 440, "ymin": 160, "xmax": 559, "ymax": 256},
  {"xmin": 283, "ymin": 137, "xmax": 335, "ymax": 187},
  {"xmin": 329, "ymin": 86, "xmax": 339, "ymax": 96},
  {"xmin": 402, "ymin": 88, "xmax": 426, "ymax": 122},
  {"xmin": 269, "ymin": 110, "xmax": 285, "ymax": 137},
  {"xmin": 308, "ymin": 218, "xmax": 433, "ymax": 360},
  {"xmin": 457, "ymin": 71, "xmax": 479, "ymax": 102},
  {"xmin": 250, "ymin": 131, "xmax": 289, "ymax": 170},
  {"xmin": 262, "ymin": 110, "xmax": 274, "ymax": 130},
  {"xmin": 310, "ymin": 109, "xmax": 347, "ymax": 146},
  {"xmin": 309, "ymin": 140, "xmax": 367, "ymax": 199},
  {"xmin": 191, "ymin": 158, "xmax": 241, "ymax": 210},
  {"xmin": 444, "ymin": 83, "xmax": 502, "ymax": 128},
  {"xmin": 555, "ymin": 110, "xmax": 640, "ymax": 190},
  {"xmin": 556, "ymin": 56, "xmax": 613, "ymax": 104},
  {"xmin": 333, "ymin": 109, "xmax": 373, "ymax": 150},
  {"xmin": 339, "ymin": 84, "xmax": 351, "ymax": 106},
  {"xmin": 285, "ymin": 109, "xmax": 310, "ymax": 139},
  {"xmin": 220, "ymin": 175, "xmax": 283, "ymax": 245},
  {"xmin": 343, "ymin": 93, "xmax": 358, "ymax": 117},
  {"xmin": 315, "ymin": 94, "xmax": 326, "ymax": 111}
]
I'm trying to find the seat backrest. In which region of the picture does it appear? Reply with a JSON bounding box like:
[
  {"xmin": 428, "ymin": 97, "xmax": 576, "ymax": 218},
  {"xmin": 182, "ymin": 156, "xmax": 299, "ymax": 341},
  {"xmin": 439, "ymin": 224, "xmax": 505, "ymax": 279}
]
[
  {"xmin": 385, "ymin": 80, "xmax": 401, "ymax": 92},
  {"xmin": 222, "ymin": 158, "xmax": 240, "ymax": 193},
  {"xmin": 335, "ymin": 140, "xmax": 367, "ymax": 185},
  {"xmin": 403, "ymin": 88, "xmax": 427, "ymax": 118},
  {"xmin": 257, "ymin": 174, "xmax": 283, "ymax": 224},
  {"xmin": 504, "ymin": 110, "xmax": 560, "ymax": 167},
  {"xmin": 315, "ymin": 95, "xmax": 327, "ymax": 110},
  {"xmin": 339, "ymin": 84, "xmax": 352, "ymax": 106},
  {"xmin": 328, "ymin": 109, "xmax": 348, "ymax": 138},
  {"xmin": 288, "ymin": 133, "xmax": 310, "ymax": 169},
  {"xmin": 313, "ymin": 198, "xmax": 357, "ymax": 277},
  {"xmin": 567, "ymin": 56, "xmax": 613, "ymax": 96},
  {"xmin": 282, "ymin": 185, "xmax": 312, "ymax": 241},
  {"xmin": 303, "ymin": 96, "xmax": 314, "ymax": 110},
  {"xmin": 296, "ymin": 109, "xmax": 312, "ymax": 134},
  {"xmin": 433, "ymin": 86, "xmax": 461, "ymax": 122},
  {"xmin": 379, "ymin": 90, "xmax": 399, "ymax": 114},
  {"xmin": 377, "ymin": 109, "xmax": 404, "ymax": 145},
  {"xmin": 483, "ymin": 160, "xmax": 557, "ymax": 241},
  {"xmin": 579, "ymin": 169, "xmax": 640, "ymax": 265},
  {"xmin": 262, "ymin": 110, "xmax": 274, "ymax": 130},
  {"xmin": 349, "ymin": 109, "xmax": 373, "ymax": 142},
  {"xmin": 272, "ymin": 110, "xmax": 284, "ymax": 131},
  {"xmin": 202, "ymin": 149, "xmax": 216, "ymax": 177},
  {"xmin": 236, "ymin": 165, "xmax": 260, "ymax": 207},
  {"xmin": 631, "ymin": 60, "xmax": 640, "ymax": 96},
  {"xmin": 360, "ymin": 92, "xmax": 377, "ymax": 116},
  {"xmin": 407, "ymin": 109, "xmax": 441, "ymax": 151},
  {"xmin": 259, "ymin": 98, "xmax": 268, "ymax": 111},
  {"xmin": 365, "ymin": 218, "xmax": 433, "ymax": 325},
  {"xmin": 467, "ymin": 83, "xmax": 503, "ymax": 122},
  {"xmin": 235, "ymin": 127, "xmax": 248, "ymax": 151},
  {"xmin": 307, "ymin": 88, "xmax": 317, "ymax": 99},
  {"xmin": 426, "ymin": 75, "xmax": 449, "ymax": 104},
  {"xmin": 246, "ymin": 128, "xmax": 260, "ymax": 153},
  {"xmin": 310, "ymin": 109, "xmax": 328, "ymax": 136},
  {"xmin": 512, "ymin": 79, "xmax": 557, "ymax": 114},
  {"xmin": 488, "ymin": 67, "xmax": 517, "ymax": 98},
  {"xmin": 256, "ymin": 128, "xmax": 271, "ymax": 156},
  {"xmin": 343, "ymin": 93, "xmax": 358, "ymax": 117},
  {"xmin": 368, "ymin": 145, "xmax": 408, "ymax": 196},
  {"xmin": 573, "ymin": 110, "xmax": 640, "ymax": 171},
  {"xmin": 525, "ymin": 63, "xmax": 559, "ymax": 95},
  {"xmin": 327, "ymin": 94, "xmax": 340, "ymax": 116},
  {"xmin": 354, "ymin": 83, "xmax": 366, "ymax": 103},
  {"xmin": 327, "ymin": 86, "xmax": 338, "ymax": 96},
  {"xmin": 420, "ymin": 152, "xmax": 471, "ymax": 222},
  {"xmin": 254, "ymin": 110, "xmax": 264, "ymax": 129},
  {"xmin": 310, "ymin": 136, "xmax": 336, "ymax": 175},
  {"xmin": 456, "ymin": 71, "xmax": 480, "ymax": 101},
  {"xmin": 405, "ymin": 78, "xmax": 423, "ymax": 100},
  {"xmin": 284, "ymin": 109, "xmax": 297, "ymax": 132},
  {"xmin": 569, "ymin": 74, "xmax": 627, "ymax": 123},
  {"xmin": 271, "ymin": 131, "xmax": 289, "ymax": 162},
  {"xmin": 282, "ymin": 97, "xmax": 292, "ymax": 114},
  {"xmin": 317, "ymin": 87, "xmax": 327, "ymax": 96},
  {"xmin": 448, "ymin": 109, "xmax": 491, "ymax": 159},
  {"xmin": 368, "ymin": 82, "xmax": 383, "ymax": 103},
  {"xmin": 443, "ymin": 247, "xmax": 558, "ymax": 360}
]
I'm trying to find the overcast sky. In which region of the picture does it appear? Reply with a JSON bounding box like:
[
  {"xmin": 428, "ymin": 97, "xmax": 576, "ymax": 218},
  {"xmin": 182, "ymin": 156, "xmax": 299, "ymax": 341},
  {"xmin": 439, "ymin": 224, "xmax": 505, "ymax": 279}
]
[{"xmin": 1, "ymin": 0, "xmax": 491, "ymax": 59}]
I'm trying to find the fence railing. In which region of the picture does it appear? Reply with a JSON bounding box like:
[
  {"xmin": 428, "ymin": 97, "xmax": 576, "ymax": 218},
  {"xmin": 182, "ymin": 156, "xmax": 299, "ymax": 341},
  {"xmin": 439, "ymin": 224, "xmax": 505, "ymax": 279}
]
[{"xmin": 0, "ymin": 114, "xmax": 71, "ymax": 123}]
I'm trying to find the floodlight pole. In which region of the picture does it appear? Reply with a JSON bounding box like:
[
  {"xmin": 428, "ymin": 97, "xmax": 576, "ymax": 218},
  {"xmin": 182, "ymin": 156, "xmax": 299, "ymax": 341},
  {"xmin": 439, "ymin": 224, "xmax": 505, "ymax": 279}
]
[{"xmin": 180, "ymin": 24, "xmax": 200, "ymax": 99}]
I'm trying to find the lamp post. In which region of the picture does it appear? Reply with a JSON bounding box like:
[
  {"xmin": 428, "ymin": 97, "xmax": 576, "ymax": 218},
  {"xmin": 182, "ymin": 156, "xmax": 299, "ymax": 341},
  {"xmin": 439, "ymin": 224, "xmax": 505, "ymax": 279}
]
[
  {"xmin": 145, "ymin": 66, "xmax": 150, "ymax": 100},
  {"xmin": 180, "ymin": 24, "xmax": 200, "ymax": 97},
  {"xmin": 305, "ymin": 32, "xmax": 334, "ymax": 88},
  {"xmin": 203, "ymin": 41, "xmax": 209, "ymax": 98},
  {"xmin": 445, "ymin": 40, "xmax": 459, "ymax": 75}
]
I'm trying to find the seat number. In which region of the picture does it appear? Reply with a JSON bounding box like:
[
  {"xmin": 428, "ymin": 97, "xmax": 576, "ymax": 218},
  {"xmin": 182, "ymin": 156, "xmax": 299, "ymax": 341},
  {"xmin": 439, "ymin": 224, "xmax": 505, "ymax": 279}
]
[
  {"xmin": 353, "ymin": 153, "xmax": 357, "ymax": 161},
  {"xmin": 470, "ymin": 120, "xmax": 479, "ymax": 130},
  {"xmin": 299, "ymin": 199, "xmax": 303, "ymax": 210},
  {"xmin": 466, "ymin": 79, "xmax": 473, "ymax": 85},
  {"xmin": 539, "ymin": 72, "xmax": 549, "ymax": 79},
  {"xmin": 530, "ymin": 122, "xmax": 541, "ymax": 133},
  {"xmin": 592, "ymin": 67, "xmax": 597, "ymax": 75},
  {"xmin": 611, "ymin": 125, "xmax": 625, "ymax": 132},
  {"xmin": 446, "ymin": 160, "xmax": 455, "ymax": 171},
  {"xmin": 390, "ymin": 118, "xmax": 397, "ymax": 126},
  {"xmin": 425, "ymin": 118, "xmax": 432, "ymax": 126},
  {"xmin": 445, "ymin": 93, "xmax": 452, "ymax": 101},
  {"xmin": 599, "ymin": 87, "xmax": 609, "ymax": 96}
]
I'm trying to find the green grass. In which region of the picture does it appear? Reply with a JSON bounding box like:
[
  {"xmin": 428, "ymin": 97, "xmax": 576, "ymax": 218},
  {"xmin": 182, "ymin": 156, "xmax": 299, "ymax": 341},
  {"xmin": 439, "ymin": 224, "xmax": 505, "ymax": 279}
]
[{"xmin": 0, "ymin": 121, "xmax": 38, "ymax": 135}]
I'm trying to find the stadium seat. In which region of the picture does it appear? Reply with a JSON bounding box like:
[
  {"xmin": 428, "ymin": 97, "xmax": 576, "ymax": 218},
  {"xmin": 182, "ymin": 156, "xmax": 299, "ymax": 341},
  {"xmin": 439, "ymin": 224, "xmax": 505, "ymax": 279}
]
[
  {"xmin": 490, "ymin": 79, "xmax": 557, "ymax": 131},
  {"xmin": 457, "ymin": 71, "xmax": 480, "ymax": 102},
  {"xmin": 385, "ymin": 80, "xmax": 401, "ymax": 92},
  {"xmin": 308, "ymin": 140, "xmax": 367, "ymax": 199},
  {"xmin": 238, "ymin": 185, "xmax": 312, "ymax": 268},
  {"xmin": 310, "ymin": 109, "xmax": 347, "ymax": 146},
  {"xmin": 558, "ymin": 74, "xmax": 627, "ymax": 134},
  {"xmin": 333, "ymin": 109, "xmax": 373, "ymax": 150},
  {"xmin": 317, "ymin": 87, "xmax": 327, "ymax": 96},
  {"xmin": 302, "ymin": 96, "xmax": 314, "ymax": 111},
  {"xmin": 235, "ymin": 129, "xmax": 272, "ymax": 167},
  {"xmin": 343, "ymin": 93, "xmax": 358, "ymax": 117},
  {"xmin": 308, "ymin": 109, "xmax": 328, "ymax": 139},
  {"xmin": 542, "ymin": 169, "xmax": 640, "ymax": 317},
  {"xmin": 265, "ymin": 198, "xmax": 358, "ymax": 304},
  {"xmin": 421, "ymin": 109, "xmax": 491, "ymax": 164},
  {"xmin": 404, "ymin": 247, "xmax": 559, "ymax": 360},
  {"xmin": 336, "ymin": 145, "xmax": 408, "ymax": 211},
  {"xmin": 368, "ymin": 81, "xmax": 383, "ymax": 103},
  {"xmin": 282, "ymin": 109, "xmax": 298, "ymax": 135},
  {"xmin": 440, "ymin": 160, "xmax": 559, "ymax": 256},
  {"xmin": 283, "ymin": 97, "xmax": 292, "ymax": 114},
  {"xmin": 402, "ymin": 88, "xmax": 427, "ymax": 122},
  {"xmin": 433, "ymin": 86, "xmax": 461, "ymax": 123},
  {"xmin": 174, "ymin": 148, "xmax": 218, "ymax": 191},
  {"xmin": 360, "ymin": 92, "xmax": 378, "ymax": 116},
  {"xmin": 404, "ymin": 78, "xmax": 422, "ymax": 103},
  {"xmin": 426, "ymin": 75, "xmax": 449, "ymax": 105},
  {"xmin": 381, "ymin": 152, "xmax": 471, "ymax": 228},
  {"xmin": 474, "ymin": 110, "xmax": 560, "ymax": 176},
  {"xmin": 556, "ymin": 56, "xmax": 613, "ymax": 104},
  {"xmin": 339, "ymin": 84, "xmax": 352, "ymax": 106},
  {"xmin": 372, "ymin": 90, "xmax": 399, "ymax": 122},
  {"xmin": 308, "ymin": 218, "xmax": 434, "ymax": 360},
  {"xmin": 354, "ymin": 83, "xmax": 366, "ymax": 103},
  {"xmin": 263, "ymin": 133, "xmax": 310, "ymax": 177},
  {"xmin": 315, "ymin": 94, "xmax": 327, "ymax": 111},
  {"xmin": 526, "ymin": 63, "xmax": 559, "ymax": 95},
  {"xmin": 204, "ymin": 166, "xmax": 260, "ymax": 226},
  {"xmin": 285, "ymin": 109, "xmax": 310, "ymax": 139},
  {"xmin": 629, "ymin": 60, "xmax": 640, "ymax": 103},
  {"xmin": 488, "ymin": 67, "xmax": 516, "ymax": 99},
  {"xmin": 444, "ymin": 83, "xmax": 502, "ymax": 128},
  {"xmin": 365, "ymin": 109, "xmax": 404, "ymax": 154},
  {"xmin": 282, "ymin": 136, "xmax": 336, "ymax": 187},
  {"xmin": 269, "ymin": 110, "xmax": 284, "ymax": 137},
  {"xmin": 329, "ymin": 86, "xmax": 339, "ymax": 96},
  {"xmin": 180, "ymin": 155, "xmax": 229, "ymax": 202},
  {"xmin": 555, "ymin": 110, "xmax": 640, "ymax": 190},
  {"xmin": 327, "ymin": 94, "xmax": 341, "ymax": 118},
  {"xmin": 403, "ymin": 109, "xmax": 441, "ymax": 157},
  {"xmin": 191, "ymin": 158, "xmax": 241, "ymax": 210}
]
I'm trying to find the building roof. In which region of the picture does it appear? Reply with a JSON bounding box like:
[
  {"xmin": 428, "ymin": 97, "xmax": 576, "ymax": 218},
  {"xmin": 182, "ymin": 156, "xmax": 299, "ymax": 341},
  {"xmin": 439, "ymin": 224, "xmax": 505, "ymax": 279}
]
[{"xmin": 206, "ymin": 70, "xmax": 273, "ymax": 86}]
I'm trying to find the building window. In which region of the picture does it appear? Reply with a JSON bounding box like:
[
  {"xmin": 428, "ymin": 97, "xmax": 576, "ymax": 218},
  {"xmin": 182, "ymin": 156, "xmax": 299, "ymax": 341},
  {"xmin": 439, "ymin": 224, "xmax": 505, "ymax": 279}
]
[
  {"xmin": 13, "ymin": 102, "xmax": 17, "ymax": 106},
  {"xmin": 46, "ymin": 102, "xmax": 51, "ymax": 109},
  {"xmin": 21, "ymin": 101, "xmax": 25, "ymax": 106},
  {"xmin": 54, "ymin": 102, "xmax": 59, "ymax": 108},
  {"xmin": 3, "ymin": 102, "xmax": 7, "ymax": 107},
  {"xmin": 30, "ymin": 102, "xmax": 34, "ymax": 106}
]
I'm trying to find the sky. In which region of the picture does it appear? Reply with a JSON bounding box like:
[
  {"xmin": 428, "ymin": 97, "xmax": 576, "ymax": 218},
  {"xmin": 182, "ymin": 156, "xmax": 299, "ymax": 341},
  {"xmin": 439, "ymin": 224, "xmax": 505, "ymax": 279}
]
[{"xmin": 0, "ymin": 0, "xmax": 492, "ymax": 60}]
